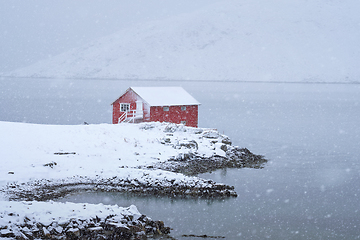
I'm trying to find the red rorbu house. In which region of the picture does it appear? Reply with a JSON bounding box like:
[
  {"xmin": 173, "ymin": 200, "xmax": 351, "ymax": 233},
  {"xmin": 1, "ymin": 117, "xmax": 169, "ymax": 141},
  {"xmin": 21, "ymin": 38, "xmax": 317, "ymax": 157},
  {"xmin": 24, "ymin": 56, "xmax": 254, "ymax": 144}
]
[{"xmin": 111, "ymin": 87, "xmax": 200, "ymax": 127}]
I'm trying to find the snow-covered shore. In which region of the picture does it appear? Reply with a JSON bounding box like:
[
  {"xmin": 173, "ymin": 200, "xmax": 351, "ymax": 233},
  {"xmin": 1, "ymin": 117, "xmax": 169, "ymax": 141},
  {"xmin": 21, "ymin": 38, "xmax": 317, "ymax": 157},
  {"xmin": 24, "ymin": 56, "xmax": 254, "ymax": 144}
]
[
  {"xmin": 0, "ymin": 121, "xmax": 266, "ymax": 239},
  {"xmin": 1, "ymin": 121, "xmax": 227, "ymax": 184},
  {"xmin": 0, "ymin": 201, "xmax": 170, "ymax": 239}
]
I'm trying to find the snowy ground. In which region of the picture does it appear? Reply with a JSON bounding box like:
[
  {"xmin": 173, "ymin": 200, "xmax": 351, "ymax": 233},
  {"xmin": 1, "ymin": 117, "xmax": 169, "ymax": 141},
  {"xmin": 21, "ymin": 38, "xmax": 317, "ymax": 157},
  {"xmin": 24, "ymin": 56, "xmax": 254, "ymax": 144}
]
[
  {"xmin": 1, "ymin": 121, "xmax": 226, "ymax": 186},
  {"xmin": 1, "ymin": 121, "xmax": 252, "ymax": 238}
]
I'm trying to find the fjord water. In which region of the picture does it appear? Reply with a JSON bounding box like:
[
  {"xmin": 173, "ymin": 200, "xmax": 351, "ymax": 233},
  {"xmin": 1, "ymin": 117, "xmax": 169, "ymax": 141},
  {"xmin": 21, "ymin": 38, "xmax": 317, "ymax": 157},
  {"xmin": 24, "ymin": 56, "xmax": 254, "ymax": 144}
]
[{"xmin": 1, "ymin": 78, "xmax": 360, "ymax": 239}]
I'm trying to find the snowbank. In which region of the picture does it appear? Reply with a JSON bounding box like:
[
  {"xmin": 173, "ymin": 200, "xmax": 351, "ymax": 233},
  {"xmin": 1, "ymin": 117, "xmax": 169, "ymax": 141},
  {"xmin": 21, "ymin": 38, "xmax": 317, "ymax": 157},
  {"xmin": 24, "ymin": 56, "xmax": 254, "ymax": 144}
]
[
  {"xmin": 1, "ymin": 121, "xmax": 221, "ymax": 184},
  {"xmin": 1, "ymin": 121, "xmax": 235, "ymax": 184},
  {"xmin": 1, "ymin": 121, "xmax": 178, "ymax": 184}
]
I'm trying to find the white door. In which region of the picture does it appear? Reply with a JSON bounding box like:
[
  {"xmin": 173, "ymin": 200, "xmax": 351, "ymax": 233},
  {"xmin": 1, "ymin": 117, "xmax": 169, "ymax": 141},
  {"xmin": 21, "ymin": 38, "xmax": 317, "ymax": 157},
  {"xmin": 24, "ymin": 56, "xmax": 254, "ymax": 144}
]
[{"xmin": 135, "ymin": 100, "xmax": 143, "ymax": 119}]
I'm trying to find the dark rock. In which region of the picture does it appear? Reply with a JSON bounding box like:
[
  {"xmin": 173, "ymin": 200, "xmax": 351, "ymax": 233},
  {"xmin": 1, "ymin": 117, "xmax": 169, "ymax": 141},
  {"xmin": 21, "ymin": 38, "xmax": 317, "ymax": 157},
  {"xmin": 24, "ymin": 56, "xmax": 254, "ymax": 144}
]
[
  {"xmin": 202, "ymin": 130, "xmax": 220, "ymax": 139},
  {"xmin": 220, "ymin": 144, "xmax": 228, "ymax": 152},
  {"xmin": 182, "ymin": 234, "xmax": 225, "ymax": 238},
  {"xmin": 221, "ymin": 137, "xmax": 232, "ymax": 145},
  {"xmin": 178, "ymin": 140, "xmax": 198, "ymax": 150},
  {"xmin": 54, "ymin": 152, "xmax": 76, "ymax": 155},
  {"xmin": 43, "ymin": 162, "xmax": 57, "ymax": 168}
]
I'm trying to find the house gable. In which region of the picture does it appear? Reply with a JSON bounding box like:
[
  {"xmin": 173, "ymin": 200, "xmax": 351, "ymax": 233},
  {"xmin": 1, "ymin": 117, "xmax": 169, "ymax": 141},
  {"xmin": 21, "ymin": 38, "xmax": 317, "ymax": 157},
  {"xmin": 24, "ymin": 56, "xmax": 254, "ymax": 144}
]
[{"xmin": 112, "ymin": 88, "xmax": 150, "ymax": 124}]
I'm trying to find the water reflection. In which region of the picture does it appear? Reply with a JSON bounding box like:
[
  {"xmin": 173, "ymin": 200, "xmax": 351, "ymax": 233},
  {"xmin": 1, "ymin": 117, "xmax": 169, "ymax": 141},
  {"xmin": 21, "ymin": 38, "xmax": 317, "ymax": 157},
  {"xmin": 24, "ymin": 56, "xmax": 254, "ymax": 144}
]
[{"xmin": 59, "ymin": 191, "xmax": 230, "ymax": 208}]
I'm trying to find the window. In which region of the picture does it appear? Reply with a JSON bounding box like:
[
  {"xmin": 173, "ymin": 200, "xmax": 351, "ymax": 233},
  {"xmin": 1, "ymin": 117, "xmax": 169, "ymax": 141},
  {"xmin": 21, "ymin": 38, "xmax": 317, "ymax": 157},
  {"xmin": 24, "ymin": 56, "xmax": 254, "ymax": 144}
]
[
  {"xmin": 120, "ymin": 103, "xmax": 130, "ymax": 112},
  {"xmin": 181, "ymin": 121, "xmax": 186, "ymax": 125},
  {"xmin": 181, "ymin": 106, "xmax": 186, "ymax": 111},
  {"xmin": 163, "ymin": 106, "xmax": 169, "ymax": 111}
]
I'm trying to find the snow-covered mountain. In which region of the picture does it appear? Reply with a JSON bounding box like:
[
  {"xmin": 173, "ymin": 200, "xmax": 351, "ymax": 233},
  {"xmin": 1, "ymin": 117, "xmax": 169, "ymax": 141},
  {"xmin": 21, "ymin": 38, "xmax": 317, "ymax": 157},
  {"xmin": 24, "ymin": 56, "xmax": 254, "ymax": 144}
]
[{"xmin": 7, "ymin": 0, "xmax": 360, "ymax": 82}]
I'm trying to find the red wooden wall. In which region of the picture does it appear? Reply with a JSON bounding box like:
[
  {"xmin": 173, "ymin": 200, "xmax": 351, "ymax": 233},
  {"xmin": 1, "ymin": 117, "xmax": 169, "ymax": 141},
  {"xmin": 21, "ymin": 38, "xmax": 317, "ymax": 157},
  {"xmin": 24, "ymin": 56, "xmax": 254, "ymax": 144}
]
[{"xmin": 150, "ymin": 105, "xmax": 198, "ymax": 127}]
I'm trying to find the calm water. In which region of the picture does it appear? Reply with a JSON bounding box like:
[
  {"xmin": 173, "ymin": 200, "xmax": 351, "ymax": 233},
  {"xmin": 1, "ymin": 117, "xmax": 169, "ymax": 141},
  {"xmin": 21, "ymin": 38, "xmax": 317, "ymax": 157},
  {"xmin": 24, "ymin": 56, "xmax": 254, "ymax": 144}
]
[{"xmin": 1, "ymin": 78, "xmax": 360, "ymax": 239}]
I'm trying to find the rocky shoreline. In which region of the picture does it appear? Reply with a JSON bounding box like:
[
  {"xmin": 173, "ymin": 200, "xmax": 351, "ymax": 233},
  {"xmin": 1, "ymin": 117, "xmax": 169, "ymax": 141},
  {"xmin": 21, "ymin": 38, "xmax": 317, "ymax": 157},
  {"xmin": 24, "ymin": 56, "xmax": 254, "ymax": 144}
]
[
  {"xmin": 150, "ymin": 147, "xmax": 267, "ymax": 176},
  {"xmin": 1, "ymin": 213, "xmax": 170, "ymax": 240},
  {"xmin": 0, "ymin": 122, "xmax": 268, "ymax": 239},
  {"xmin": 149, "ymin": 124, "xmax": 268, "ymax": 175},
  {"xmin": 3, "ymin": 137, "xmax": 266, "ymax": 202},
  {"xmin": 1, "ymin": 147, "xmax": 265, "ymax": 239},
  {"xmin": 0, "ymin": 201, "xmax": 170, "ymax": 240},
  {"xmin": 4, "ymin": 175, "xmax": 237, "ymax": 202}
]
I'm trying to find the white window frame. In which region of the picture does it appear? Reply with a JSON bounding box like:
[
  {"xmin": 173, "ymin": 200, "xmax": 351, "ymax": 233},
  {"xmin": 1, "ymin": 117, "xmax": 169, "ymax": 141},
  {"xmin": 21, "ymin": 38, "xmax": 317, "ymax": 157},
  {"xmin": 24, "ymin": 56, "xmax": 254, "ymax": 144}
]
[
  {"xmin": 120, "ymin": 103, "xmax": 130, "ymax": 112},
  {"xmin": 181, "ymin": 106, "xmax": 186, "ymax": 111},
  {"xmin": 163, "ymin": 106, "xmax": 169, "ymax": 111}
]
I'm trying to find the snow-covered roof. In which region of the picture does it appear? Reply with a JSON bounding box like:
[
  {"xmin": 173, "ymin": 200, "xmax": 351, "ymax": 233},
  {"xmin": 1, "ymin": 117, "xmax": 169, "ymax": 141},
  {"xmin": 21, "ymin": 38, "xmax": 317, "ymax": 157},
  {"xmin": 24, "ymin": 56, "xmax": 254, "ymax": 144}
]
[{"xmin": 130, "ymin": 87, "xmax": 200, "ymax": 106}]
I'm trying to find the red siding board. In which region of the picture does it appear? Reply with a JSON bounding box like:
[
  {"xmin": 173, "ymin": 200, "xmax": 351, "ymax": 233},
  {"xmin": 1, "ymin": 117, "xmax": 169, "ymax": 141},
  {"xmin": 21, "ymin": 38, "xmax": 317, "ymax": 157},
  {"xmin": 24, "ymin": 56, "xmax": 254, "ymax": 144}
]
[{"xmin": 150, "ymin": 105, "xmax": 198, "ymax": 128}]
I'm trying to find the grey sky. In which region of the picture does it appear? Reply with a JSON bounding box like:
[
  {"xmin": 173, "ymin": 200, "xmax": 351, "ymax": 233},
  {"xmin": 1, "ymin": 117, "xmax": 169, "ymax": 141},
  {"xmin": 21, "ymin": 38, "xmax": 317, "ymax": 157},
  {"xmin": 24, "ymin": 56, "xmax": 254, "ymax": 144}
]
[{"xmin": 0, "ymin": 0, "xmax": 219, "ymax": 73}]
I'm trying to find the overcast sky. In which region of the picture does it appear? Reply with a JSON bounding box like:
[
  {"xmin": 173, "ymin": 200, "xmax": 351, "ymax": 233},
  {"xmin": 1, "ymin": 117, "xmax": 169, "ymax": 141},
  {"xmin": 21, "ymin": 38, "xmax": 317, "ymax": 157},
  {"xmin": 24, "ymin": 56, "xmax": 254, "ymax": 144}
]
[{"xmin": 0, "ymin": 0, "xmax": 220, "ymax": 73}]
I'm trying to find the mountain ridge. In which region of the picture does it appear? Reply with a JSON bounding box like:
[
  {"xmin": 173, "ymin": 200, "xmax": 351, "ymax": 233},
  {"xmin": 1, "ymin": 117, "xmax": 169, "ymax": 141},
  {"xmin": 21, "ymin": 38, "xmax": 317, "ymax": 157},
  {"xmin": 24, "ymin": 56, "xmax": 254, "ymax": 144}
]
[{"xmin": 6, "ymin": 0, "xmax": 360, "ymax": 82}]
